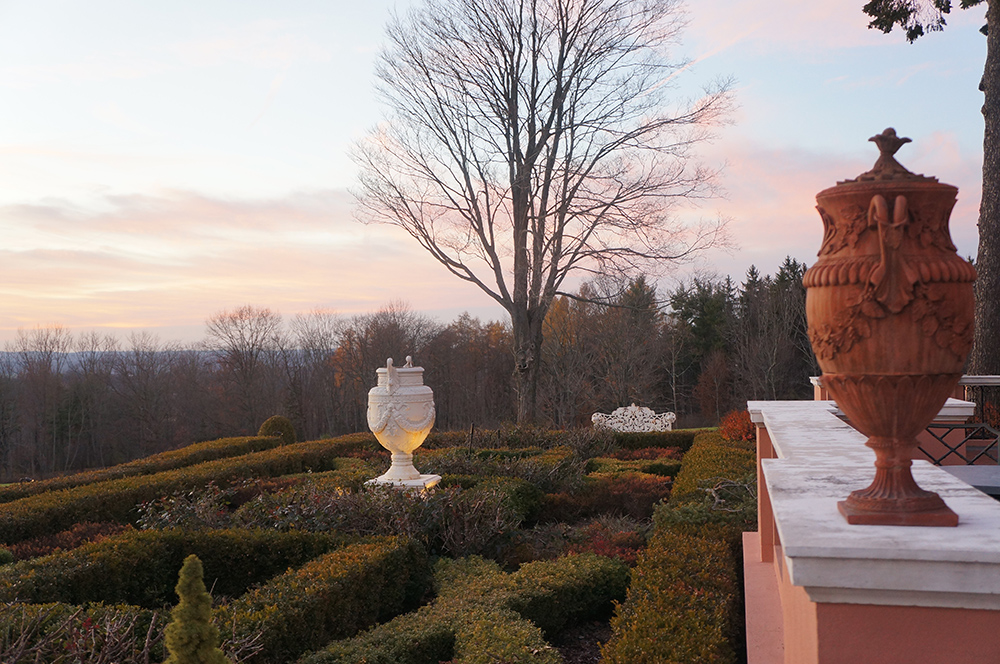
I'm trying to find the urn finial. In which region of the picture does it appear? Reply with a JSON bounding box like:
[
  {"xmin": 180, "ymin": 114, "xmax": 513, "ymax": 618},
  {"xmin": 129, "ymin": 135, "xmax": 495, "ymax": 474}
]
[{"xmin": 838, "ymin": 128, "xmax": 937, "ymax": 184}]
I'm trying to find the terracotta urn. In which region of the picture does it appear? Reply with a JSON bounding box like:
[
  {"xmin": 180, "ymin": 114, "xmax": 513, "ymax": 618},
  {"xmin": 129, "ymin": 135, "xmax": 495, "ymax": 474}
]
[
  {"xmin": 367, "ymin": 356, "xmax": 441, "ymax": 489},
  {"xmin": 803, "ymin": 128, "xmax": 976, "ymax": 526}
]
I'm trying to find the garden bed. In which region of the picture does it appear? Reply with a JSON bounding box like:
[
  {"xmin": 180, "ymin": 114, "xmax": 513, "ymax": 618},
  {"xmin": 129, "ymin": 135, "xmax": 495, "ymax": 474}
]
[{"xmin": 0, "ymin": 421, "xmax": 756, "ymax": 663}]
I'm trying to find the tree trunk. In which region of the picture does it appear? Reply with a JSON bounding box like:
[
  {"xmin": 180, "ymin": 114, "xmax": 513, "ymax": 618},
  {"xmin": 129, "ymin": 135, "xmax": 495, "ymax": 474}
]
[
  {"xmin": 971, "ymin": 0, "xmax": 1000, "ymax": 374},
  {"xmin": 512, "ymin": 307, "xmax": 544, "ymax": 424}
]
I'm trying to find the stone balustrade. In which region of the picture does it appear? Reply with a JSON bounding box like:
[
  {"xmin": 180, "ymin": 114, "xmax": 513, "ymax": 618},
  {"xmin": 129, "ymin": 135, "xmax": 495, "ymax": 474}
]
[{"xmin": 745, "ymin": 399, "xmax": 1000, "ymax": 664}]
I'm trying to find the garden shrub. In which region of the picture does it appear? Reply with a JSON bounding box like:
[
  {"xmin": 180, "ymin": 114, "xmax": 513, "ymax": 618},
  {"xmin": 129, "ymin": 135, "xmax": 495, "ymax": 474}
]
[
  {"xmin": 600, "ymin": 421, "xmax": 758, "ymax": 664},
  {"xmin": 257, "ymin": 416, "xmax": 297, "ymax": 446},
  {"xmin": 600, "ymin": 529, "xmax": 740, "ymax": 664},
  {"xmin": 416, "ymin": 446, "xmax": 584, "ymax": 493},
  {"xmin": 452, "ymin": 605, "xmax": 561, "ymax": 664},
  {"xmin": 565, "ymin": 520, "xmax": 648, "ymax": 566},
  {"xmin": 0, "ymin": 441, "xmax": 360, "ymax": 545},
  {"xmin": 0, "ymin": 436, "xmax": 284, "ymax": 504},
  {"xmin": 302, "ymin": 552, "xmax": 624, "ymax": 664},
  {"xmin": 218, "ymin": 536, "xmax": 429, "ymax": 664},
  {"xmin": 718, "ymin": 409, "xmax": 755, "ymax": 444},
  {"xmin": 610, "ymin": 428, "xmax": 715, "ymax": 453},
  {"xmin": 669, "ymin": 433, "xmax": 755, "ymax": 502},
  {"xmin": 436, "ymin": 553, "xmax": 629, "ymax": 637},
  {"xmin": 8, "ymin": 521, "xmax": 130, "ymax": 561},
  {"xmin": 539, "ymin": 472, "xmax": 671, "ymax": 522},
  {"xmin": 0, "ymin": 601, "xmax": 168, "ymax": 663},
  {"xmin": 586, "ymin": 456, "xmax": 682, "ymax": 477},
  {"xmin": 163, "ymin": 554, "xmax": 230, "ymax": 664},
  {"xmin": 230, "ymin": 480, "xmax": 525, "ymax": 558},
  {"xmin": 0, "ymin": 528, "xmax": 350, "ymax": 608},
  {"xmin": 0, "ymin": 549, "xmax": 11, "ymax": 566}
]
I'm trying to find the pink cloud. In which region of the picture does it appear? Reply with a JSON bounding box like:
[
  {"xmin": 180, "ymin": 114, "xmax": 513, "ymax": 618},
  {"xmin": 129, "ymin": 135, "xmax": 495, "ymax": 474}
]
[
  {"xmin": 682, "ymin": 132, "xmax": 982, "ymax": 283},
  {"xmin": 0, "ymin": 189, "xmax": 503, "ymax": 342}
]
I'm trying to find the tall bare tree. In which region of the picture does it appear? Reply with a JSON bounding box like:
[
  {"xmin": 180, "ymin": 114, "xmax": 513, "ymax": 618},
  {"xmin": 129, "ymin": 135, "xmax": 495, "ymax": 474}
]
[{"xmin": 355, "ymin": 0, "xmax": 730, "ymax": 422}]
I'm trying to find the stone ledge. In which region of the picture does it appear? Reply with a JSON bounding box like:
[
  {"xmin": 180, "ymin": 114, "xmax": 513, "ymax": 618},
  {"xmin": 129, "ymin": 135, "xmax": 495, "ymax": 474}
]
[{"xmin": 751, "ymin": 400, "xmax": 1000, "ymax": 610}]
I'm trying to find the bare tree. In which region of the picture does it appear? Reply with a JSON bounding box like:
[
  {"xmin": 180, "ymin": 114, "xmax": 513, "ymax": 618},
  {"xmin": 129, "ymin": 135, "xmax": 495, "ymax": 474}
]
[
  {"xmin": 355, "ymin": 0, "xmax": 731, "ymax": 422},
  {"xmin": 204, "ymin": 305, "xmax": 285, "ymax": 431}
]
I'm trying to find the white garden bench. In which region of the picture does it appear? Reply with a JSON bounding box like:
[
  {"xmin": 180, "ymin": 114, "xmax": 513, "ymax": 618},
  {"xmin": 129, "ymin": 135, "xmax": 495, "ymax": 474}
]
[{"xmin": 591, "ymin": 403, "xmax": 676, "ymax": 432}]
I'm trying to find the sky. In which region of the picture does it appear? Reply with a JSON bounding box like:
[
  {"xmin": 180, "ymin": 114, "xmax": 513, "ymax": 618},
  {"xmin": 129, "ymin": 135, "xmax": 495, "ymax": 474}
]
[{"xmin": 0, "ymin": 0, "xmax": 989, "ymax": 344}]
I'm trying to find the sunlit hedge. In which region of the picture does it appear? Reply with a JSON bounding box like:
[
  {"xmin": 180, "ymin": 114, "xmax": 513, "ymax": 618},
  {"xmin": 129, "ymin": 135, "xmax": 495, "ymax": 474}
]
[
  {"xmin": 301, "ymin": 552, "xmax": 626, "ymax": 664},
  {"xmin": 0, "ymin": 441, "xmax": 362, "ymax": 545},
  {"xmin": 600, "ymin": 529, "xmax": 740, "ymax": 664},
  {"xmin": 669, "ymin": 432, "xmax": 755, "ymax": 501},
  {"xmin": 218, "ymin": 536, "xmax": 429, "ymax": 664},
  {"xmin": 0, "ymin": 436, "xmax": 284, "ymax": 504},
  {"xmin": 0, "ymin": 528, "xmax": 350, "ymax": 607}
]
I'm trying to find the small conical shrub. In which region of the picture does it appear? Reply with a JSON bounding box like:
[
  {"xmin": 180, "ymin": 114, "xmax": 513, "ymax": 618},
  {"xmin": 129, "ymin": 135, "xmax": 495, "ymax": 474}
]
[
  {"xmin": 257, "ymin": 415, "xmax": 297, "ymax": 445},
  {"xmin": 163, "ymin": 554, "xmax": 231, "ymax": 664}
]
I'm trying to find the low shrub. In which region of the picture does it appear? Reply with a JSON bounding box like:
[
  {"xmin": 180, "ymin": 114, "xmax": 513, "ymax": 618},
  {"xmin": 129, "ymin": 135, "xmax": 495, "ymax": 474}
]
[
  {"xmin": 0, "ymin": 601, "xmax": 263, "ymax": 663},
  {"xmin": 609, "ymin": 428, "xmax": 715, "ymax": 453},
  {"xmin": 218, "ymin": 536, "xmax": 429, "ymax": 664},
  {"xmin": 258, "ymin": 416, "xmax": 297, "ymax": 446},
  {"xmin": 586, "ymin": 456, "xmax": 682, "ymax": 477},
  {"xmin": 539, "ymin": 472, "xmax": 671, "ymax": 522},
  {"xmin": 232, "ymin": 480, "xmax": 526, "ymax": 558},
  {"xmin": 600, "ymin": 421, "xmax": 758, "ymax": 664},
  {"xmin": 0, "ymin": 528, "xmax": 350, "ymax": 608},
  {"xmin": 436, "ymin": 553, "xmax": 629, "ymax": 637},
  {"xmin": 416, "ymin": 447, "xmax": 585, "ymax": 493},
  {"xmin": 0, "ymin": 436, "xmax": 284, "ymax": 505},
  {"xmin": 604, "ymin": 447, "xmax": 682, "ymax": 461},
  {"xmin": 565, "ymin": 520, "xmax": 647, "ymax": 566},
  {"xmin": 302, "ymin": 552, "xmax": 625, "ymax": 664},
  {"xmin": 8, "ymin": 521, "xmax": 130, "ymax": 561},
  {"xmin": 0, "ymin": 602, "xmax": 169, "ymax": 663},
  {"xmin": 0, "ymin": 441, "xmax": 361, "ymax": 545},
  {"xmin": 600, "ymin": 529, "xmax": 740, "ymax": 664},
  {"xmin": 718, "ymin": 409, "xmax": 755, "ymax": 444},
  {"xmin": 669, "ymin": 433, "xmax": 755, "ymax": 502}
]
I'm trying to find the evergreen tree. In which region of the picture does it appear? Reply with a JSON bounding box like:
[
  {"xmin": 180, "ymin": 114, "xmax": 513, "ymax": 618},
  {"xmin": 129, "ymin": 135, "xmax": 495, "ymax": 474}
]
[{"xmin": 163, "ymin": 554, "xmax": 230, "ymax": 664}]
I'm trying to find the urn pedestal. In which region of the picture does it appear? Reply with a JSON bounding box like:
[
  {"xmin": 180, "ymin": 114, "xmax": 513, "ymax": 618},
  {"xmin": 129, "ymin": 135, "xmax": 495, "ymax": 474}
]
[
  {"xmin": 367, "ymin": 357, "xmax": 441, "ymax": 489},
  {"xmin": 803, "ymin": 129, "xmax": 976, "ymax": 526}
]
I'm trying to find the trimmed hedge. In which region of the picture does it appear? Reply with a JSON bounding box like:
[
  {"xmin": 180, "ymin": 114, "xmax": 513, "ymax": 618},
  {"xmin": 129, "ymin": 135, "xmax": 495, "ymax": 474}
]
[
  {"xmin": 586, "ymin": 457, "xmax": 682, "ymax": 477},
  {"xmin": 600, "ymin": 423, "xmax": 757, "ymax": 664},
  {"xmin": 0, "ymin": 441, "xmax": 362, "ymax": 545},
  {"xmin": 416, "ymin": 446, "xmax": 584, "ymax": 493},
  {"xmin": 599, "ymin": 529, "xmax": 740, "ymax": 664},
  {"xmin": 0, "ymin": 528, "xmax": 350, "ymax": 608},
  {"xmin": 301, "ymin": 552, "xmax": 625, "ymax": 664},
  {"xmin": 218, "ymin": 536, "xmax": 429, "ymax": 664},
  {"xmin": 669, "ymin": 432, "xmax": 755, "ymax": 501},
  {"xmin": 539, "ymin": 471, "xmax": 672, "ymax": 522},
  {"xmin": 608, "ymin": 428, "xmax": 715, "ymax": 453},
  {"xmin": 0, "ymin": 436, "xmax": 284, "ymax": 504},
  {"xmin": 258, "ymin": 416, "xmax": 297, "ymax": 445}
]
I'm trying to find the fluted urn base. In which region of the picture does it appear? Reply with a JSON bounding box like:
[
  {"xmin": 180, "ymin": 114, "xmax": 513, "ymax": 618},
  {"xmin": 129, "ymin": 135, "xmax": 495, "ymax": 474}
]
[{"xmin": 824, "ymin": 373, "xmax": 961, "ymax": 527}]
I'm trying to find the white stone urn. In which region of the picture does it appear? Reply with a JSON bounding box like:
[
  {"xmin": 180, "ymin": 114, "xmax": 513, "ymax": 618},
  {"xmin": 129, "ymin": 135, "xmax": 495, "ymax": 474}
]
[{"xmin": 367, "ymin": 356, "xmax": 441, "ymax": 489}]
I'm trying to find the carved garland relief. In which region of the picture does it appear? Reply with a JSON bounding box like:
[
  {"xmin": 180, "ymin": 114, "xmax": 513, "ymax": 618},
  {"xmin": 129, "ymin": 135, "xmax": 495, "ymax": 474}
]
[{"xmin": 807, "ymin": 193, "xmax": 974, "ymax": 362}]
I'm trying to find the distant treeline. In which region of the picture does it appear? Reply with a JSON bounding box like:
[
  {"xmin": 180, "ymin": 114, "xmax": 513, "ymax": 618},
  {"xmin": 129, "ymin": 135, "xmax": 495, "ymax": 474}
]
[{"xmin": 0, "ymin": 258, "xmax": 817, "ymax": 479}]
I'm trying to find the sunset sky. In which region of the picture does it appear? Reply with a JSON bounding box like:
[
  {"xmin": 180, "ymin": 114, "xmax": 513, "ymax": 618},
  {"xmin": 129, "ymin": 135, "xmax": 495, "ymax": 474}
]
[{"xmin": 0, "ymin": 0, "xmax": 989, "ymax": 343}]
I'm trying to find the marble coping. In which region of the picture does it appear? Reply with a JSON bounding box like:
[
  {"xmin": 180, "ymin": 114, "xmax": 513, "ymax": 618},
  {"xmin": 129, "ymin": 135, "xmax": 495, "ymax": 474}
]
[{"xmin": 747, "ymin": 400, "xmax": 1000, "ymax": 610}]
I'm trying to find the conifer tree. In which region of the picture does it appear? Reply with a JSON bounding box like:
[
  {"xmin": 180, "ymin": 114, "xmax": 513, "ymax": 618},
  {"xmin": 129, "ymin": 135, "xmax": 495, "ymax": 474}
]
[{"xmin": 163, "ymin": 554, "xmax": 230, "ymax": 664}]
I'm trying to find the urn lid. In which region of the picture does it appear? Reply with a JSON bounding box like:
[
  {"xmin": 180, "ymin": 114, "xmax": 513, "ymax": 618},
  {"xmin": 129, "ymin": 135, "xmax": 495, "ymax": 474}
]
[
  {"xmin": 375, "ymin": 356, "xmax": 425, "ymax": 393},
  {"xmin": 835, "ymin": 128, "xmax": 938, "ymax": 185}
]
